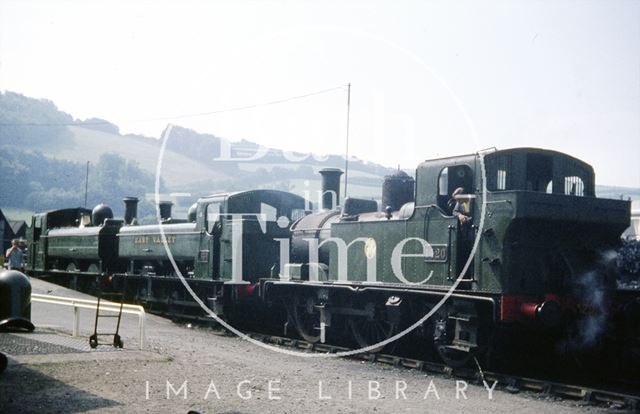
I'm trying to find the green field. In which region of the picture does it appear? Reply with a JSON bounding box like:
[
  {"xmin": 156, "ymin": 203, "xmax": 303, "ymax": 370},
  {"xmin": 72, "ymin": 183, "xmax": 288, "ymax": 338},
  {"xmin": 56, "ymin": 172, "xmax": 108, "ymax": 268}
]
[
  {"xmin": 34, "ymin": 126, "xmax": 385, "ymax": 194},
  {"xmin": 37, "ymin": 126, "xmax": 387, "ymax": 198},
  {"xmin": 39, "ymin": 126, "xmax": 231, "ymax": 190}
]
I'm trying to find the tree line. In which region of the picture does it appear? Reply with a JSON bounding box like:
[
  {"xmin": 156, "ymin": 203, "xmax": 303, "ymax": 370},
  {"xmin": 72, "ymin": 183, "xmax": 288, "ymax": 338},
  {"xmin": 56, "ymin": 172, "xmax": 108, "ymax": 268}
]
[{"xmin": 0, "ymin": 150, "xmax": 161, "ymax": 221}]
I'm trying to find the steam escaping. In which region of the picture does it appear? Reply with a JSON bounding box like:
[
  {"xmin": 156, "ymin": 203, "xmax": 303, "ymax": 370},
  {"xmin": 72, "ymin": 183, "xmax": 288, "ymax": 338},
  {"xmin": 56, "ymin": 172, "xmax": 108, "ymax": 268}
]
[
  {"xmin": 573, "ymin": 270, "xmax": 608, "ymax": 349},
  {"xmin": 560, "ymin": 249, "xmax": 616, "ymax": 352}
]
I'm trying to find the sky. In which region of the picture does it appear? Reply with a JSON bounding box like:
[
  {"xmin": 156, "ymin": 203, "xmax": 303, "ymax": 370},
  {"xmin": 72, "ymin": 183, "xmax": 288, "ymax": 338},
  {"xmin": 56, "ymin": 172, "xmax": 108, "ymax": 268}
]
[{"xmin": 0, "ymin": 0, "xmax": 639, "ymax": 187}]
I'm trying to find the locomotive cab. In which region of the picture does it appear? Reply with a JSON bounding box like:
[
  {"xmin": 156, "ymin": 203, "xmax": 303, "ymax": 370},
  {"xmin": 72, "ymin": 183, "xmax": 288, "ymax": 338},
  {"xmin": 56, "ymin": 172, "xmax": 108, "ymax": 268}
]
[
  {"xmin": 480, "ymin": 149, "xmax": 630, "ymax": 329},
  {"xmin": 193, "ymin": 190, "xmax": 307, "ymax": 284}
]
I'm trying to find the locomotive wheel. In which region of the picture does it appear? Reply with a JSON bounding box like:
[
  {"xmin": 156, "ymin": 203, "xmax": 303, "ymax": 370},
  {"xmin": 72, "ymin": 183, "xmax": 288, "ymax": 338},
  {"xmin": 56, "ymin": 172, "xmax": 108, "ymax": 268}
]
[
  {"xmin": 289, "ymin": 296, "xmax": 321, "ymax": 343},
  {"xmin": 87, "ymin": 263, "xmax": 100, "ymax": 275},
  {"xmin": 347, "ymin": 302, "xmax": 398, "ymax": 353},
  {"xmin": 348, "ymin": 318, "xmax": 397, "ymax": 353}
]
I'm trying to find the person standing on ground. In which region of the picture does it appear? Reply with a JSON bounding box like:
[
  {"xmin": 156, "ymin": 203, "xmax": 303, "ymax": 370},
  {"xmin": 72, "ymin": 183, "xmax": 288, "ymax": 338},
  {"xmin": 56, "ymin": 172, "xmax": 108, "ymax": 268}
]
[{"xmin": 5, "ymin": 239, "xmax": 24, "ymax": 271}]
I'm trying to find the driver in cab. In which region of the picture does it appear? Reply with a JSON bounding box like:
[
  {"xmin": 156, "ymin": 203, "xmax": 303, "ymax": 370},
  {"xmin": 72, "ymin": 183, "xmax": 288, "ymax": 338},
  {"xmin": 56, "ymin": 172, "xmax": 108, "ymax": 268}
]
[{"xmin": 451, "ymin": 187, "xmax": 472, "ymax": 226}]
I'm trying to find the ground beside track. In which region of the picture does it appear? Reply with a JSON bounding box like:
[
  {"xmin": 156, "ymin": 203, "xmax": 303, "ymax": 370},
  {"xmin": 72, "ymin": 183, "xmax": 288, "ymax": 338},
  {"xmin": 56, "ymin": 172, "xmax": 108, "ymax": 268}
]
[{"xmin": 0, "ymin": 278, "xmax": 611, "ymax": 413}]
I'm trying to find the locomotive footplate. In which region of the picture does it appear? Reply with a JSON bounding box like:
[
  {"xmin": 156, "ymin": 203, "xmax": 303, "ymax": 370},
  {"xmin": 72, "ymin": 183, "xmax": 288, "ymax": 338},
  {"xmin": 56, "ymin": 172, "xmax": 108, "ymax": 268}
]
[{"xmin": 260, "ymin": 280, "xmax": 497, "ymax": 320}]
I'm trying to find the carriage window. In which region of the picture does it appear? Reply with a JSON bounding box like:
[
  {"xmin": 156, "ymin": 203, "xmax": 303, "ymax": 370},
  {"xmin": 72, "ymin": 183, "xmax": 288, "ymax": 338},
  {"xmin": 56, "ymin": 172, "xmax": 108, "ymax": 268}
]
[
  {"xmin": 206, "ymin": 202, "xmax": 221, "ymax": 233},
  {"xmin": 564, "ymin": 176, "xmax": 584, "ymax": 196}
]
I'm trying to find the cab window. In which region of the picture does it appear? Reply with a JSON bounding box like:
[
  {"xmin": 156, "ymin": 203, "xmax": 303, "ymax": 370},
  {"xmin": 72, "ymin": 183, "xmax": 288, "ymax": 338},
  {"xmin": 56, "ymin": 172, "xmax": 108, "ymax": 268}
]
[
  {"xmin": 437, "ymin": 165, "xmax": 473, "ymax": 212},
  {"xmin": 564, "ymin": 176, "xmax": 584, "ymax": 196},
  {"xmin": 438, "ymin": 167, "xmax": 449, "ymax": 196},
  {"xmin": 205, "ymin": 202, "xmax": 221, "ymax": 233},
  {"xmin": 487, "ymin": 153, "xmax": 511, "ymax": 191},
  {"xmin": 525, "ymin": 153, "xmax": 553, "ymax": 193}
]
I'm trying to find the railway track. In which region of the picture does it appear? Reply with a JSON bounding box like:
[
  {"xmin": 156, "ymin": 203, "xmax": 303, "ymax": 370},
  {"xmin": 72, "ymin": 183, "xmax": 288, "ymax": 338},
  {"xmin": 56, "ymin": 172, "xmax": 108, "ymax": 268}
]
[
  {"xmin": 38, "ymin": 273, "xmax": 640, "ymax": 409},
  {"xmin": 244, "ymin": 331, "xmax": 640, "ymax": 411},
  {"xmin": 153, "ymin": 305, "xmax": 640, "ymax": 410}
]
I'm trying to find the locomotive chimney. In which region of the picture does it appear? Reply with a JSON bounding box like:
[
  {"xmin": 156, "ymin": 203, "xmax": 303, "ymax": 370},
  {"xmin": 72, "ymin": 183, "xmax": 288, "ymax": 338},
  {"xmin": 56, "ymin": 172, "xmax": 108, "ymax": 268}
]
[
  {"xmin": 158, "ymin": 201, "xmax": 173, "ymax": 221},
  {"xmin": 319, "ymin": 168, "xmax": 343, "ymax": 210},
  {"xmin": 123, "ymin": 197, "xmax": 139, "ymax": 225}
]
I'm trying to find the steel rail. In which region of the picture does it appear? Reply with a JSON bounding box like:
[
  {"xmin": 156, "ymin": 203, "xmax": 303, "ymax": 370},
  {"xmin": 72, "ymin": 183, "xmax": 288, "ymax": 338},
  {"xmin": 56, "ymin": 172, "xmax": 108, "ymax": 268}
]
[{"xmin": 247, "ymin": 332, "xmax": 639, "ymax": 410}]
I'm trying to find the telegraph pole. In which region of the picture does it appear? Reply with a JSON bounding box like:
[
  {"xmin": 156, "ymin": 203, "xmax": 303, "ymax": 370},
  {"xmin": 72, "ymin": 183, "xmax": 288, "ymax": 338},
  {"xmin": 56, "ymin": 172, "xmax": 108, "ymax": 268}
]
[
  {"xmin": 84, "ymin": 161, "xmax": 90, "ymax": 208},
  {"xmin": 344, "ymin": 83, "xmax": 351, "ymax": 199}
]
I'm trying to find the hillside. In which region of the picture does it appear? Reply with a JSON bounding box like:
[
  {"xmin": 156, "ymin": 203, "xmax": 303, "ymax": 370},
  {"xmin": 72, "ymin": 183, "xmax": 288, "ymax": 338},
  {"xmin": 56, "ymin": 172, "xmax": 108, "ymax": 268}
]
[
  {"xmin": 1, "ymin": 90, "xmax": 638, "ymax": 222},
  {"xmin": 0, "ymin": 91, "xmax": 395, "ymax": 220},
  {"xmin": 63, "ymin": 126, "xmax": 231, "ymax": 189}
]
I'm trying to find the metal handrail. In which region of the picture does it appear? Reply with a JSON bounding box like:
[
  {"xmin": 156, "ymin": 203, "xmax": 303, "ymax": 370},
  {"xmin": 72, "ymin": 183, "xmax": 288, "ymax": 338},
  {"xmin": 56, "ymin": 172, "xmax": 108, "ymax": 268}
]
[{"xmin": 30, "ymin": 293, "xmax": 146, "ymax": 350}]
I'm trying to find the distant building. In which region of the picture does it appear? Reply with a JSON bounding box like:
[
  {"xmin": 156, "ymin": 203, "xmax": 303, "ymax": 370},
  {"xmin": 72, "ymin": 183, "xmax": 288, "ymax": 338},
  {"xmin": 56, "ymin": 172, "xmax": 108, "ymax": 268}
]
[{"xmin": 0, "ymin": 209, "xmax": 27, "ymax": 254}]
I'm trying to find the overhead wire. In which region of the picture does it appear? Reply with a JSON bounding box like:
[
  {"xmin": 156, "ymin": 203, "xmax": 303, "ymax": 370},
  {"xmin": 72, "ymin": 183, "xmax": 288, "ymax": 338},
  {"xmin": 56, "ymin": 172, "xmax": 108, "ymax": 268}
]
[{"xmin": 0, "ymin": 85, "xmax": 348, "ymax": 127}]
